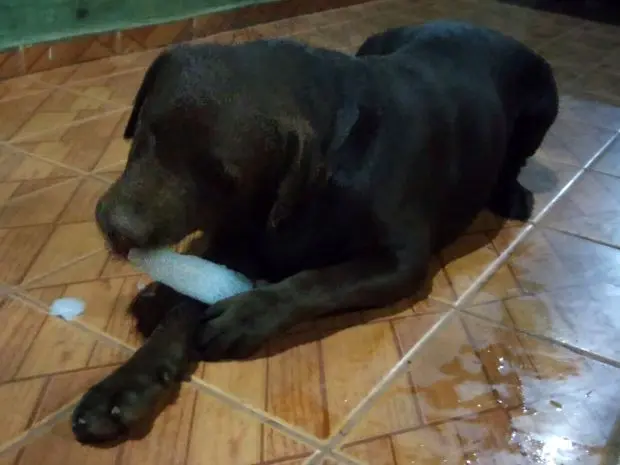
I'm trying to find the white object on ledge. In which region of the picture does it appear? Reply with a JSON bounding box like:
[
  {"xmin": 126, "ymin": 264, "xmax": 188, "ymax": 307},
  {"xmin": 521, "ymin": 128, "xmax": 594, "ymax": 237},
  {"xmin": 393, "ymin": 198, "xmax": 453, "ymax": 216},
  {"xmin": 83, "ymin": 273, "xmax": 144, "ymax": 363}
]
[
  {"xmin": 50, "ymin": 297, "xmax": 85, "ymax": 321},
  {"xmin": 128, "ymin": 248, "xmax": 254, "ymax": 305}
]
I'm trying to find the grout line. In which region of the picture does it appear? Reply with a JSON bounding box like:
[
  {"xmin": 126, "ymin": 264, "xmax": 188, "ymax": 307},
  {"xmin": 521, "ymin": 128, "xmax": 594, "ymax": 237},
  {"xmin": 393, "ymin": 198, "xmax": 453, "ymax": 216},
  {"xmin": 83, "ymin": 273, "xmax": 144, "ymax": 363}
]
[
  {"xmin": 20, "ymin": 247, "xmax": 107, "ymax": 288},
  {"xmin": 189, "ymin": 376, "xmax": 330, "ymax": 448},
  {"xmin": 543, "ymin": 223, "xmax": 620, "ymax": 252},
  {"xmin": 0, "ymin": 398, "xmax": 76, "ymax": 458},
  {"xmin": 304, "ymin": 98, "xmax": 620, "ymax": 462},
  {"xmin": 189, "ymin": 376, "xmax": 365, "ymax": 465},
  {"xmin": 302, "ymin": 450, "xmax": 324, "ymax": 465},
  {"xmin": 179, "ymin": 390, "xmax": 199, "ymax": 465},
  {"xmin": 453, "ymin": 127, "xmax": 620, "ymax": 311},
  {"xmin": 0, "ymin": 362, "xmax": 122, "ymax": 389},
  {"xmin": 30, "ymin": 66, "xmax": 148, "ymax": 90},
  {"xmin": 314, "ymin": 402, "xmax": 518, "ymax": 459},
  {"xmin": 9, "ymin": 290, "xmax": 138, "ymax": 354},
  {"xmin": 0, "ymin": 175, "xmax": 84, "ymax": 210},
  {"xmin": 0, "ymin": 141, "xmax": 89, "ymax": 180},
  {"xmin": 531, "ymin": 131, "xmax": 620, "ymax": 224},
  {"xmin": 91, "ymin": 161, "xmax": 127, "ymax": 178},
  {"xmin": 9, "ymin": 108, "xmax": 128, "ymax": 144},
  {"xmin": 303, "ymin": 310, "xmax": 457, "ymax": 464},
  {"xmin": 453, "ymin": 224, "xmax": 535, "ymax": 309},
  {"xmin": 461, "ymin": 307, "xmax": 620, "ymax": 370},
  {"xmin": 388, "ymin": 319, "xmax": 424, "ymax": 426}
]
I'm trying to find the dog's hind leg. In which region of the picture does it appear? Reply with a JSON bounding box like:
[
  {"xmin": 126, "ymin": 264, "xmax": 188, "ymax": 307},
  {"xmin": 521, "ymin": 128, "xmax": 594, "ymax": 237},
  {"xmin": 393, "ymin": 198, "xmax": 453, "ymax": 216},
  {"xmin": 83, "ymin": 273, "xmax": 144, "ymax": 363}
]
[{"xmin": 487, "ymin": 65, "xmax": 559, "ymax": 221}]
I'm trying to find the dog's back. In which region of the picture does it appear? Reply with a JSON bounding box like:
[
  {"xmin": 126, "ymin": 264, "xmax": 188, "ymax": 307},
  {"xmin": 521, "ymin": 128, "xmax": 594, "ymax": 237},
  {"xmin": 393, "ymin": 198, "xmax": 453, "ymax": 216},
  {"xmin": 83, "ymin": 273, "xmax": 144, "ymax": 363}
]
[
  {"xmin": 353, "ymin": 21, "xmax": 558, "ymax": 247},
  {"xmin": 357, "ymin": 21, "xmax": 556, "ymax": 123}
]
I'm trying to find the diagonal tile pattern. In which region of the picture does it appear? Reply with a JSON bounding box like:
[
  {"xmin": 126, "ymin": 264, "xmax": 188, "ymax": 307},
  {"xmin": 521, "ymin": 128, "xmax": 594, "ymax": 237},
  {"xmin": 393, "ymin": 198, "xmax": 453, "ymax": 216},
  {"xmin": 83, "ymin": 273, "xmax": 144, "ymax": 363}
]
[{"xmin": 1, "ymin": 0, "xmax": 620, "ymax": 463}]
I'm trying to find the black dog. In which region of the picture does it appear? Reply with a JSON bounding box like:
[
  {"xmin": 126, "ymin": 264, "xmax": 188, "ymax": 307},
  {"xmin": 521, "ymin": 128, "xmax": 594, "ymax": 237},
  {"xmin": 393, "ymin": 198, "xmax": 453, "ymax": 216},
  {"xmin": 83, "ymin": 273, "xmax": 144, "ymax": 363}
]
[{"xmin": 73, "ymin": 21, "xmax": 558, "ymax": 443}]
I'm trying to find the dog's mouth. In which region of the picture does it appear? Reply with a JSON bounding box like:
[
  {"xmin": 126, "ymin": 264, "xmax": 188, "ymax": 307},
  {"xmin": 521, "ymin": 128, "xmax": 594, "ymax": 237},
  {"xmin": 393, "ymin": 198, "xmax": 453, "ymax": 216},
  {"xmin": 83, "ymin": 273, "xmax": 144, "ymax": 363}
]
[{"xmin": 106, "ymin": 230, "xmax": 205, "ymax": 261}]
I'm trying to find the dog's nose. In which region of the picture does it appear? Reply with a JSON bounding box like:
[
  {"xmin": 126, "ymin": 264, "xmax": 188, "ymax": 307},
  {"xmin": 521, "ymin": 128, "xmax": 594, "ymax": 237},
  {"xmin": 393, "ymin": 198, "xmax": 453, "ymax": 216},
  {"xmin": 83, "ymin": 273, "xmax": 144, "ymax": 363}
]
[{"xmin": 96, "ymin": 200, "xmax": 152, "ymax": 255}]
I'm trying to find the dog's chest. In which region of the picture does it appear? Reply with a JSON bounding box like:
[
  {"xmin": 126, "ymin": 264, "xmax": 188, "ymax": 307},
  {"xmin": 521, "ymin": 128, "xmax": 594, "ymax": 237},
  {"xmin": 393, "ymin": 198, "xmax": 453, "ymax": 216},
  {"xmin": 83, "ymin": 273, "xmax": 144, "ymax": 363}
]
[{"xmin": 255, "ymin": 190, "xmax": 377, "ymax": 281}]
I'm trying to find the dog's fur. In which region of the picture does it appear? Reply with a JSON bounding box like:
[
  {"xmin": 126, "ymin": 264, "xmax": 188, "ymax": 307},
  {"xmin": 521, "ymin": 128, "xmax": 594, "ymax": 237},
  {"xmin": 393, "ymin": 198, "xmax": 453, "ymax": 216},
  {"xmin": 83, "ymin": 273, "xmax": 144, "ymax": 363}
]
[{"xmin": 73, "ymin": 21, "xmax": 558, "ymax": 443}]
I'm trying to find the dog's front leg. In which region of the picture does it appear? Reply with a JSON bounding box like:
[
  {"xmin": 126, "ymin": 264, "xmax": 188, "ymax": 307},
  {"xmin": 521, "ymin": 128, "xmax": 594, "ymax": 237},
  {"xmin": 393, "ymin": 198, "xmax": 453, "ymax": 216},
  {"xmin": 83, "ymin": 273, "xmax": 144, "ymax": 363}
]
[
  {"xmin": 195, "ymin": 249, "xmax": 429, "ymax": 361},
  {"xmin": 72, "ymin": 299, "xmax": 205, "ymax": 444}
]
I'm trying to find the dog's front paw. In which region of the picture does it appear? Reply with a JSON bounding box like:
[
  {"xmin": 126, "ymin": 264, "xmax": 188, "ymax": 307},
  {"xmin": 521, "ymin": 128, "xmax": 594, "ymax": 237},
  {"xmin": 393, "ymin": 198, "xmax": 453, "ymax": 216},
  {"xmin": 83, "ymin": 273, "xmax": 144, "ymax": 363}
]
[
  {"xmin": 195, "ymin": 292, "xmax": 285, "ymax": 361},
  {"xmin": 72, "ymin": 362, "xmax": 180, "ymax": 444}
]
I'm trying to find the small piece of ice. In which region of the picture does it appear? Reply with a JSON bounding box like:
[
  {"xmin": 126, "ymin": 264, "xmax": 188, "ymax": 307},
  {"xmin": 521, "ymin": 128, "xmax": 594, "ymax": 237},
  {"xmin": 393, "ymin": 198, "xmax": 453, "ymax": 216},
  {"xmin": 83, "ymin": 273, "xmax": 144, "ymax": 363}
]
[{"xmin": 50, "ymin": 297, "xmax": 85, "ymax": 321}]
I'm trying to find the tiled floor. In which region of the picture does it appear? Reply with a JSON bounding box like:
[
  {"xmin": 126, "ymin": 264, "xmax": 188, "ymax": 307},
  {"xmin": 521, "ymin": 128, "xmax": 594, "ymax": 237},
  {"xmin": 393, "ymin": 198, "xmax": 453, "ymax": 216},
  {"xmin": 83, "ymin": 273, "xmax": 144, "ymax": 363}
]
[{"xmin": 1, "ymin": 0, "xmax": 620, "ymax": 463}]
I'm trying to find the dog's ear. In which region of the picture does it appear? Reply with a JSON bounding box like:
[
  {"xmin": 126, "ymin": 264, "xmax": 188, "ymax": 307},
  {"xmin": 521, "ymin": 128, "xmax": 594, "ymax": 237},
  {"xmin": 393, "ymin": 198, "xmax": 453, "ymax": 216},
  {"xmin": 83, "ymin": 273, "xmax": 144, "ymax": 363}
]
[
  {"xmin": 327, "ymin": 99, "xmax": 362, "ymax": 153},
  {"xmin": 267, "ymin": 100, "xmax": 373, "ymax": 228},
  {"xmin": 267, "ymin": 117, "xmax": 320, "ymax": 229},
  {"xmin": 123, "ymin": 51, "xmax": 171, "ymax": 140}
]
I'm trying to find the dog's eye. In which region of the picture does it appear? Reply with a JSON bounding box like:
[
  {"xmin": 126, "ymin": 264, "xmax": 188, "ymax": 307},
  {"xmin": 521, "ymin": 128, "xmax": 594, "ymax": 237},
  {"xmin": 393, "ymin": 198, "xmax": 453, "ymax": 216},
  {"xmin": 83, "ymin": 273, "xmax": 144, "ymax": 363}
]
[{"xmin": 109, "ymin": 405, "xmax": 122, "ymax": 419}]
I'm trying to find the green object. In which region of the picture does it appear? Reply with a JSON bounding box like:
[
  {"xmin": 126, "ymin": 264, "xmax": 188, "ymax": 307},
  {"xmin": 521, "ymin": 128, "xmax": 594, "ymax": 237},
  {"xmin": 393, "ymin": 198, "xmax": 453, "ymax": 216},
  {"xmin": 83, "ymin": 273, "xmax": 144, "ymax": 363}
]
[{"xmin": 0, "ymin": 0, "xmax": 274, "ymax": 50}]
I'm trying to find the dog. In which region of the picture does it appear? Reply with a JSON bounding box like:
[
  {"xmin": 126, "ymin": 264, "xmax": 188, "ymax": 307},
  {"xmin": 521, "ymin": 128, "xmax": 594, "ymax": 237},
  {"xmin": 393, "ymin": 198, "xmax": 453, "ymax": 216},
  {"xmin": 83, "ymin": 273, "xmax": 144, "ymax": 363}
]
[{"xmin": 72, "ymin": 20, "xmax": 558, "ymax": 444}]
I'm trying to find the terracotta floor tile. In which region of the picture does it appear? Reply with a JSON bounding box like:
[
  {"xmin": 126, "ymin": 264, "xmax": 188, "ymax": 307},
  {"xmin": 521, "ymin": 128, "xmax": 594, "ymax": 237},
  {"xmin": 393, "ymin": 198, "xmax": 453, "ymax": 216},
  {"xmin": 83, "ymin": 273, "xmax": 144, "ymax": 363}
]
[
  {"xmin": 323, "ymin": 319, "xmax": 433, "ymax": 443},
  {"xmin": 361, "ymin": 295, "xmax": 451, "ymax": 325},
  {"xmin": 536, "ymin": 117, "xmax": 617, "ymax": 168},
  {"xmin": 264, "ymin": 332, "xmax": 324, "ymax": 456},
  {"xmin": 0, "ymin": 224, "xmax": 55, "ymax": 284},
  {"xmin": 496, "ymin": 227, "xmax": 620, "ymax": 295},
  {"xmin": 463, "ymin": 313, "xmax": 541, "ymax": 410},
  {"xmin": 6, "ymin": 376, "xmax": 315, "ymax": 465},
  {"xmin": 558, "ymin": 94, "xmax": 620, "ymax": 131},
  {"xmin": 440, "ymin": 227, "xmax": 524, "ymax": 305},
  {"xmin": 370, "ymin": 408, "xmax": 529, "ymax": 464},
  {"xmin": 390, "ymin": 422, "xmax": 466, "ymax": 464},
  {"xmin": 187, "ymin": 384, "xmax": 314, "ymax": 465},
  {"xmin": 572, "ymin": 69, "xmax": 620, "ymax": 105},
  {"xmin": 33, "ymin": 52, "xmax": 156, "ymax": 86},
  {"xmin": 0, "ymin": 175, "xmax": 110, "ymax": 283},
  {"xmin": 343, "ymin": 437, "xmax": 396, "ymax": 465},
  {"xmin": 12, "ymin": 110, "xmax": 129, "ymax": 174},
  {"xmin": 0, "ymin": 76, "xmax": 52, "ymax": 102},
  {"xmin": 0, "ymin": 88, "xmax": 123, "ymax": 143},
  {"xmin": 0, "ymin": 179, "xmax": 80, "ymax": 228},
  {"xmin": 345, "ymin": 312, "xmax": 620, "ymax": 463},
  {"xmin": 468, "ymin": 282, "xmax": 620, "ymax": 364},
  {"xmin": 66, "ymin": 69, "xmax": 146, "ymax": 107},
  {"xmin": 591, "ymin": 136, "xmax": 620, "ymax": 177},
  {"xmin": 18, "ymin": 222, "xmax": 106, "ymax": 286},
  {"xmin": 0, "ymin": 145, "xmax": 81, "ymax": 184},
  {"xmin": 393, "ymin": 314, "xmax": 498, "ymax": 425},
  {"xmin": 541, "ymin": 170, "xmax": 620, "ymax": 248},
  {"xmin": 26, "ymin": 275, "xmax": 146, "ymax": 358},
  {"xmin": 0, "ymin": 294, "xmax": 126, "ymax": 448},
  {"xmin": 463, "ymin": 311, "xmax": 620, "ymax": 401},
  {"xmin": 519, "ymin": 156, "xmax": 580, "ymax": 219}
]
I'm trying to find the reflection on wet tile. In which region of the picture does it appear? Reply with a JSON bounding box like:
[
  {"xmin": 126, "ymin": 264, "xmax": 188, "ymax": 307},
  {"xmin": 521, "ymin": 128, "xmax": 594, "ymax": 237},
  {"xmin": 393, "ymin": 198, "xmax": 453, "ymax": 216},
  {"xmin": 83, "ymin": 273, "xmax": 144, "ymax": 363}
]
[
  {"xmin": 559, "ymin": 95, "xmax": 620, "ymax": 131},
  {"xmin": 537, "ymin": 118, "xmax": 616, "ymax": 167},
  {"xmin": 468, "ymin": 282, "xmax": 620, "ymax": 363},
  {"xmin": 591, "ymin": 136, "xmax": 620, "ymax": 177},
  {"xmin": 395, "ymin": 315, "xmax": 498, "ymax": 423},
  {"xmin": 324, "ymin": 319, "xmax": 425, "ymax": 442},
  {"xmin": 542, "ymin": 170, "xmax": 620, "ymax": 248},
  {"xmin": 495, "ymin": 227, "xmax": 620, "ymax": 294},
  {"xmin": 341, "ymin": 312, "xmax": 620, "ymax": 464}
]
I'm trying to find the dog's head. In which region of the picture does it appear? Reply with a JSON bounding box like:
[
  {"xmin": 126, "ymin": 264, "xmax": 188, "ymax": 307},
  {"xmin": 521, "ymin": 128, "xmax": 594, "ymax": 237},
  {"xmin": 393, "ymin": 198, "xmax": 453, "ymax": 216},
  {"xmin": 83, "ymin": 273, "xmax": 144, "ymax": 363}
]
[{"xmin": 96, "ymin": 44, "xmax": 365, "ymax": 256}]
